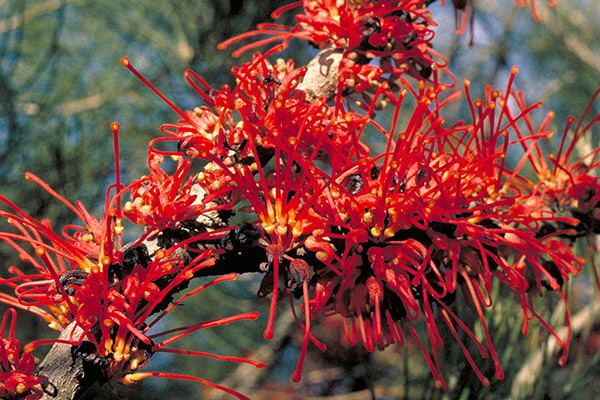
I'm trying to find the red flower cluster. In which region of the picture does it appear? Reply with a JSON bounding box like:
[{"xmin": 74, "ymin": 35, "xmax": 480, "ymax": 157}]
[
  {"xmin": 301, "ymin": 73, "xmax": 592, "ymax": 386},
  {"xmin": 0, "ymin": 309, "xmax": 42, "ymax": 400},
  {"xmin": 0, "ymin": 0, "xmax": 597, "ymax": 398},
  {"xmin": 219, "ymin": 0, "xmax": 450, "ymax": 95},
  {"xmin": 123, "ymin": 153, "xmax": 210, "ymax": 231},
  {"xmin": 507, "ymin": 88, "xmax": 600, "ymax": 285},
  {"xmin": 120, "ymin": 39, "xmax": 596, "ymax": 388},
  {"xmin": 0, "ymin": 125, "xmax": 263, "ymax": 398}
]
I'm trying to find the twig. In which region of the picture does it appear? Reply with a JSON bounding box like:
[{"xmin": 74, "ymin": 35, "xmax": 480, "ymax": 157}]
[
  {"xmin": 0, "ymin": 0, "xmax": 70, "ymax": 34},
  {"xmin": 37, "ymin": 323, "xmax": 86, "ymax": 400}
]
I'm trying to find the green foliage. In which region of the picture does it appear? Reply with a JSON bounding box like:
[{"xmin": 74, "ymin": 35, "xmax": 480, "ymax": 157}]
[{"xmin": 0, "ymin": 0, "xmax": 285, "ymax": 225}]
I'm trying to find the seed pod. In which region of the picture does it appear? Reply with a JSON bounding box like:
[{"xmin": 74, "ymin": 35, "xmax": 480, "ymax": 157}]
[{"xmin": 342, "ymin": 174, "xmax": 364, "ymax": 195}]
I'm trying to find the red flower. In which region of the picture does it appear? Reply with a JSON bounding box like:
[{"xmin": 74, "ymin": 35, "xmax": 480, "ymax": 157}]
[
  {"xmin": 0, "ymin": 309, "xmax": 42, "ymax": 400},
  {"xmin": 289, "ymin": 72, "xmax": 583, "ymax": 386},
  {"xmin": 510, "ymin": 88, "xmax": 599, "ymax": 220},
  {"xmin": 0, "ymin": 129, "xmax": 263, "ymax": 399},
  {"xmin": 121, "ymin": 55, "xmax": 374, "ymax": 346},
  {"xmin": 123, "ymin": 153, "xmax": 219, "ymax": 232},
  {"xmin": 506, "ymin": 87, "xmax": 600, "ymax": 287},
  {"xmin": 218, "ymin": 1, "xmax": 450, "ymax": 86},
  {"xmin": 121, "ymin": 51, "xmax": 587, "ymax": 389}
]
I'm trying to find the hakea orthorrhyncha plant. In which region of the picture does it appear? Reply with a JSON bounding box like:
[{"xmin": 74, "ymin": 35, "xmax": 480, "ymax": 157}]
[
  {"xmin": 0, "ymin": 123, "xmax": 265, "ymax": 399},
  {"xmin": 286, "ymin": 71, "xmax": 585, "ymax": 387},
  {"xmin": 121, "ymin": 53, "xmax": 367, "ymax": 171},
  {"xmin": 121, "ymin": 53, "xmax": 365, "ymax": 342},
  {"xmin": 0, "ymin": 0, "xmax": 598, "ymax": 397},
  {"xmin": 219, "ymin": 0, "xmax": 560, "ymax": 89},
  {"xmin": 219, "ymin": 0, "xmax": 452, "ymax": 97},
  {"xmin": 118, "ymin": 30, "xmax": 591, "ymax": 389},
  {"xmin": 505, "ymin": 87, "xmax": 600, "ymax": 285},
  {"xmin": 0, "ymin": 309, "xmax": 42, "ymax": 400}
]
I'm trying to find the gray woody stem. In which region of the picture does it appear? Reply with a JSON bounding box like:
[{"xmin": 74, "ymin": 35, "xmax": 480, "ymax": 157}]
[{"xmin": 38, "ymin": 324, "xmax": 86, "ymax": 400}]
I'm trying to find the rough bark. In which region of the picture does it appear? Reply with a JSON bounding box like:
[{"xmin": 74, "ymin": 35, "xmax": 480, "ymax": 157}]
[{"xmin": 37, "ymin": 324, "xmax": 86, "ymax": 400}]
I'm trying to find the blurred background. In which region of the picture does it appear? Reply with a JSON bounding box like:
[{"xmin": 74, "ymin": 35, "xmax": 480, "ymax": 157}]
[{"xmin": 0, "ymin": 0, "xmax": 598, "ymax": 399}]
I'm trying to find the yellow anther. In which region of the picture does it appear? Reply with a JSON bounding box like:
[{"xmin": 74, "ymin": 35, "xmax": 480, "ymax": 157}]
[
  {"xmin": 370, "ymin": 226, "xmax": 381, "ymax": 237},
  {"xmin": 292, "ymin": 224, "xmax": 303, "ymax": 238},
  {"xmin": 48, "ymin": 321, "xmax": 60, "ymax": 331},
  {"xmin": 276, "ymin": 225, "xmax": 288, "ymax": 236},
  {"xmin": 264, "ymin": 224, "xmax": 275, "ymax": 235},
  {"xmin": 123, "ymin": 373, "xmax": 144, "ymax": 385},
  {"xmin": 104, "ymin": 338, "xmax": 113, "ymax": 354},
  {"xmin": 316, "ymin": 251, "xmax": 329, "ymax": 262},
  {"xmin": 140, "ymin": 204, "xmax": 152, "ymax": 215},
  {"xmin": 468, "ymin": 216, "xmax": 480, "ymax": 224},
  {"xmin": 124, "ymin": 201, "xmax": 133, "ymax": 212},
  {"xmin": 130, "ymin": 359, "xmax": 139, "ymax": 370}
]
